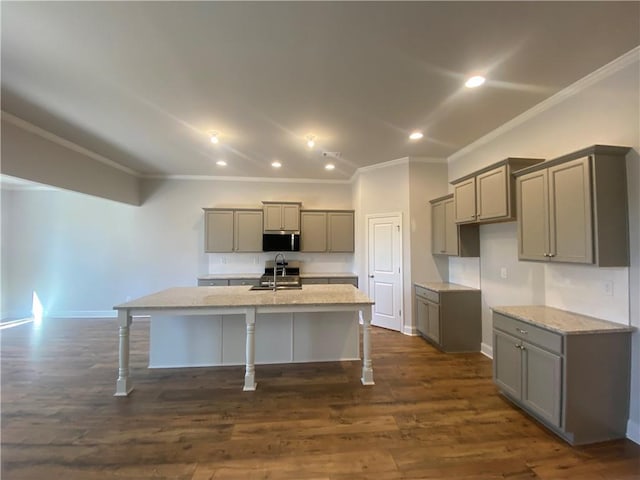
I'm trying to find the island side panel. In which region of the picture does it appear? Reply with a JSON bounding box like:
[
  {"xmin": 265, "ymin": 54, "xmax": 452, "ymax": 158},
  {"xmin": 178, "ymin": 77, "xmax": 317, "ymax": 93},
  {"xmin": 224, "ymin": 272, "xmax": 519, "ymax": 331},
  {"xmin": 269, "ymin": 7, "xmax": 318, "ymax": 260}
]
[{"xmin": 292, "ymin": 311, "xmax": 359, "ymax": 362}]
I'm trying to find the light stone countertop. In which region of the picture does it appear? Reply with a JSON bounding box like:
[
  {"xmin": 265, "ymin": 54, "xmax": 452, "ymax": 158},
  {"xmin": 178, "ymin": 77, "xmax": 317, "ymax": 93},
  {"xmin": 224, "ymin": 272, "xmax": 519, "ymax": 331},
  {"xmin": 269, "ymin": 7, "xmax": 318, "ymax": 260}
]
[
  {"xmin": 415, "ymin": 282, "xmax": 480, "ymax": 292},
  {"xmin": 115, "ymin": 284, "xmax": 373, "ymax": 311},
  {"xmin": 198, "ymin": 272, "xmax": 358, "ymax": 280},
  {"xmin": 492, "ymin": 305, "xmax": 635, "ymax": 335}
]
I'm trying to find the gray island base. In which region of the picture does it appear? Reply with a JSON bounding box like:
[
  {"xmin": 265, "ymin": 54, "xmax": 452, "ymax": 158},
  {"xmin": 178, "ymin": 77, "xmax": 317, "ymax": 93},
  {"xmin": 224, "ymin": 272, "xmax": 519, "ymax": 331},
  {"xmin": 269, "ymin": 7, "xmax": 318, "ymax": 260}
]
[{"xmin": 113, "ymin": 284, "xmax": 375, "ymax": 394}]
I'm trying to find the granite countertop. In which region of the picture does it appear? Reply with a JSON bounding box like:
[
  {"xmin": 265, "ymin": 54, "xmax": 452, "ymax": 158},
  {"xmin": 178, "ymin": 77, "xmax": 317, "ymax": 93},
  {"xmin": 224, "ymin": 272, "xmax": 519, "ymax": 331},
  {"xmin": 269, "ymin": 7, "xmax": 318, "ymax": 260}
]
[
  {"xmin": 415, "ymin": 282, "xmax": 480, "ymax": 292},
  {"xmin": 492, "ymin": 305, "xmax": 634, "ymax": 335},
  {"xmin": 115, "ymin": 284, "xmax": 373, "ymax": 311},
  {"xmin": 198, "ymin": 272, "xmax": 357, "ymax": 280}
]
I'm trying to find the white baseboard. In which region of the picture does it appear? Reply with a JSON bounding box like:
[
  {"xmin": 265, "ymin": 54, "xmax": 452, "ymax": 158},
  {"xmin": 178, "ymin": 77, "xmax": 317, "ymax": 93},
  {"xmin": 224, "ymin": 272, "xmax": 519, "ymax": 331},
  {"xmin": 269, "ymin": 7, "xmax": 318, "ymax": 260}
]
[
  {"xmin": 627, "ymin": 419, "xmax": 640, "ymax": 445},
  {"xmin": 403, "ymin": 325, "xmax": 419, "ymax": 336},
  {"xmin": 481, "ymin": 342, "xmax": 493, "ymax": 359}
]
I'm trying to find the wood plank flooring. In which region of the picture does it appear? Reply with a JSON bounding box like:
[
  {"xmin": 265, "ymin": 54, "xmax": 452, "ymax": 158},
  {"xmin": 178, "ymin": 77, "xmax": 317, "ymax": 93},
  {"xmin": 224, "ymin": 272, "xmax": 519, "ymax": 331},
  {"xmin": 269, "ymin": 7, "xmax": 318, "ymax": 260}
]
[{"xmin": 2, "ymin": 318, "xmax": 639, "ymax": 479}]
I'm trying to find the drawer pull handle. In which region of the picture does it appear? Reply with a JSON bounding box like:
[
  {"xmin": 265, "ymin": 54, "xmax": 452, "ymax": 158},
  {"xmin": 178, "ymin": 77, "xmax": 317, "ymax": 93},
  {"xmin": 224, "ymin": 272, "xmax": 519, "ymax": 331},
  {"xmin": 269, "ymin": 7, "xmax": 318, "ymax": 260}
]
[{"xmin": 516, "ymin": 328, "xmax": 528, "ymax": 335}]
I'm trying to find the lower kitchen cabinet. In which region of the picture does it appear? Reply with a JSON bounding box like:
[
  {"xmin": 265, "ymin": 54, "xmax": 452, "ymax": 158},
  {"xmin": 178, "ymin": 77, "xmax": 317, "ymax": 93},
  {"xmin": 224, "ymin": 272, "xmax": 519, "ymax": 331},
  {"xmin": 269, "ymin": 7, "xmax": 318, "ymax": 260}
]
[
  {"xmin": 414, "ymin": 283, "xmax": 480, "ymax": 352},
  {"xmin": 492, "ymin": 308, "xmax": 633, "ymax": 445},
  {"xmin": 197, "ymin": 277, "xmax": 260, "ymax": 287},
  {"xmin": 301, "ymin": 276, "xmax": 358, "ymax": 287}
]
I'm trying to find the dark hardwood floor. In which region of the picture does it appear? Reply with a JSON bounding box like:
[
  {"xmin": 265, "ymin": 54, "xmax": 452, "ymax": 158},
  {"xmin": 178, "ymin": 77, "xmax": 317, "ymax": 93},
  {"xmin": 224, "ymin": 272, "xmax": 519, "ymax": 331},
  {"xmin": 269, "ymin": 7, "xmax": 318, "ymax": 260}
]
[{"xmin": 1, "ymin": 318, "xmax": 638, "ymax": 479}]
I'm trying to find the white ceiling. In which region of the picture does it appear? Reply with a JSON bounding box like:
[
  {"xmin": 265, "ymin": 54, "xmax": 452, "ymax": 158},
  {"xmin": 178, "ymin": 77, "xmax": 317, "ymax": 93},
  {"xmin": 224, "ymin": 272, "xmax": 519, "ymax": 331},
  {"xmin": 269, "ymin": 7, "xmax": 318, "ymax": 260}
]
[{"xmin": 2, "ymin": 2, "xmax": 639, "ymax": 181}]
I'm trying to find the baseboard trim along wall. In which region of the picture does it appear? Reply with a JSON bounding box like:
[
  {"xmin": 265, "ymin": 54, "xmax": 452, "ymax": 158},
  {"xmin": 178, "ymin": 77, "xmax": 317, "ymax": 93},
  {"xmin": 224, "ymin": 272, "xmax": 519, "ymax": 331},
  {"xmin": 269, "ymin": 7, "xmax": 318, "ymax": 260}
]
[
  {"xmin": 481, "ymin": 342, "xmax": 493, "ymax": 359},
  {"xmin": 403, "ymin": 325, "xmax": 419, "ymax": 336},
  {"xmin": 48, "ymin": 310, "xmax": 118, "ymax": 319}
]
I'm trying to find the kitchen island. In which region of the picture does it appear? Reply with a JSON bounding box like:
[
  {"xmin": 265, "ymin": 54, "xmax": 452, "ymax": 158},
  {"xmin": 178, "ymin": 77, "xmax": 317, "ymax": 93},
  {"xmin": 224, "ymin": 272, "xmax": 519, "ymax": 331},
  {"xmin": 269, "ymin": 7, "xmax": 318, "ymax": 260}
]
[{"xmin": 113, "ymin": 284, "xmax": 374, "ymax": 395}]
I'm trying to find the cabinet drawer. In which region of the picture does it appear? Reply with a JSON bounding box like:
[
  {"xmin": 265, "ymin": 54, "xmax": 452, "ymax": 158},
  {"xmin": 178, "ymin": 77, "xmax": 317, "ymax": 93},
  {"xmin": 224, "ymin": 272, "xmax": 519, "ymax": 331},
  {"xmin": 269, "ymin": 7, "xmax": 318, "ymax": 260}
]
[
  {"xmin": 198, "ymin": 279, "xmax": 229, "ymax": 286},
  {"xmin": 493, "ymin": 312, "xmax": 563, "ymax": 354},
  {"xmin": 229, "ymin": 278, "xmax": 260, "ymax": 287},
  {"xmin": 301, "ymin": 277, "xmax": 330, "ymax": 284},
  {"xmin": 415, "ymin": 286, "xmax": 439, "ymax": 303}
]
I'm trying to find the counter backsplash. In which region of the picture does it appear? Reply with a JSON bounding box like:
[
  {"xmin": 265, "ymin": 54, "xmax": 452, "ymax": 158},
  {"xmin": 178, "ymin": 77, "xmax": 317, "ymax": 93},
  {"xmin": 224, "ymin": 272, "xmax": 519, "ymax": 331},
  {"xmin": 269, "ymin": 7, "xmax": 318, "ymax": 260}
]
[{"xmin": 205, "ymin": 252, "xmax": 355, "ymax": 274}]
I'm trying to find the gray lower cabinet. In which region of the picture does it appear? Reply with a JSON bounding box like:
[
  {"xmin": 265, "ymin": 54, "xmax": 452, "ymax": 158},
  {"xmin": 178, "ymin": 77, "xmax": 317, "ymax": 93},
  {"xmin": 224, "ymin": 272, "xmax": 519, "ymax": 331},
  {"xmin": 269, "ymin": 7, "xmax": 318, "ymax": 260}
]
[
  {"xmin": 492, "ymin": 310, "xmax": 632, "ymax": 445},
  {"xmin": 197, "ymin": 277, "xmax": 260, "ymax": 287},
  {"xmin": 414, "ymin": 284, "xmax": 480, "ymax": 352},
  {"xmin": 301, "ymin": 276, "xmax": 358, "ymax": 287}
]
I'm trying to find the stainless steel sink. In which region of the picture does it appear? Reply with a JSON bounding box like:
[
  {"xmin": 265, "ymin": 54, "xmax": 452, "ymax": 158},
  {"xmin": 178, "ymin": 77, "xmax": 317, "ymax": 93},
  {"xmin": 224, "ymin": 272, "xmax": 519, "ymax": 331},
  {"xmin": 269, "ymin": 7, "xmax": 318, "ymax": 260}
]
[{"xmin": 249, "ymin": 285, "xmax": 302, "ymax": 291}]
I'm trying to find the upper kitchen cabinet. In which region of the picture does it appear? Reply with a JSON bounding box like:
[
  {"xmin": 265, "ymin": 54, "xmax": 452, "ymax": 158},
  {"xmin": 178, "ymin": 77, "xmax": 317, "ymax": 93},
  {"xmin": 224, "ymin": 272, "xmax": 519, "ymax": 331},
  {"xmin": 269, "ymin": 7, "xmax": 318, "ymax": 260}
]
[
  {"xmin": 430, "ymin": 194, "xmax": 479, "ymax": 257},
  {"xmin": 451, "ymin": 158, "xmax": 544, "ymax": 224},
  {"xmin": 204, "ymin": 208, "xmax": 263, "ymax": 253},
  {"xmin": 262, "ymin": 201, "xmax": 301, "ymax": 232},
  {"xmin": 300, "ymin": 210, "xmax": 354, "ymax": 253},
  {"xmin": 515, "ymin": 145, "xmax": 630, "ymax": 266}
]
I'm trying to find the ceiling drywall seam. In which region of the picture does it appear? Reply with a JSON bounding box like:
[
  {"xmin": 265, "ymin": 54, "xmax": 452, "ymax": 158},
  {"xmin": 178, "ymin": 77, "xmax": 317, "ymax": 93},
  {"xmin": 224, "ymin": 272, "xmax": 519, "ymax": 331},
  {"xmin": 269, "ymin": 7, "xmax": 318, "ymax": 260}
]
[
  {"xmin": 1, "ymin": 111, "xmax": 140, "ymax": 177},
  {"xmin": 448, "ymin": 45, "xmax": 640, "ymax": 164}
]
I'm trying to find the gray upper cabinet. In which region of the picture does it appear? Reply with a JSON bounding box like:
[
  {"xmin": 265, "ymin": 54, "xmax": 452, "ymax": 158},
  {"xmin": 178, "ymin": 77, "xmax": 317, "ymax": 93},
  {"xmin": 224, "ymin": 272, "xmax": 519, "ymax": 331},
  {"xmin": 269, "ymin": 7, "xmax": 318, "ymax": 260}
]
[
  {"xmin": 262, "ymin": 202, "xmax": 301, "ymax": 232},
  {"xmin": 204, "ymin": 208, "xmax": 263, "ymax": 253},
  {"xmin": 451, "ymin": 158, "xmax": 544, "ymax": 224},
  {"xmin": 300, "ymin": 210, "xmax": 354, "ymax": 253},
  {"xmin": 430, "ymin": 194, "xmax": 479, "ymax": 257},
  {"xmin": 515, "ymin": 145, "xmax": 630, "ymax": 266}
]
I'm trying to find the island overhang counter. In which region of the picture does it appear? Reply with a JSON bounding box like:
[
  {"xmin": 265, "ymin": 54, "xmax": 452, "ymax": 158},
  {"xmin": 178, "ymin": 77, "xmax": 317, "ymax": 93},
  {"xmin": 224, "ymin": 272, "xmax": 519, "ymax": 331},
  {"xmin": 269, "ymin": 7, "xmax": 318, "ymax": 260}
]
[{"xmin": 113, "ymin": 284, "xmax": 375, "ymax": 395}]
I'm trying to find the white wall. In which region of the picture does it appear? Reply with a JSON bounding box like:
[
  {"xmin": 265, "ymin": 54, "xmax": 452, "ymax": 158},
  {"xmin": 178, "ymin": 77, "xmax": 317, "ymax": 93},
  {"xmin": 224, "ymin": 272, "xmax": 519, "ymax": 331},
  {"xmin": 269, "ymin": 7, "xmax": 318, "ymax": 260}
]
[
  {"xmin": 447, "ymin": 48, "xmax": 640, "ymax": 442},
  {"xmin": 1, "ymin": 178, "xmax": 354, "ymax": 318}
]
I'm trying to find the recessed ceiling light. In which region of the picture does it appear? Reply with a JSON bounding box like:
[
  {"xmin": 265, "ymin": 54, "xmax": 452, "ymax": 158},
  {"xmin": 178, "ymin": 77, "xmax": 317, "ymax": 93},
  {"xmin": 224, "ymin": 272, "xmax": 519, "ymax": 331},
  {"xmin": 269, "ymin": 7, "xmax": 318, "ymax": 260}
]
[
  {"xmin": 409, "ymin": 131, "xmax": 424, "ymax": 140},
  {"xmin": 271, "ymin": 161, "xmax": 282, "ymax": 168},
  {"xmin": 210, "ymin": 132, "xmax": 219, "ymax": 144},
  {"xmin": 306, "ymin": 135, "xmax": 316, "ymax": 149},
  {"xmin": 325, "ymin": 163, "xmax": 335, "ymax": 171},
  {"xmin": 216, "ymin": 160, "xmax": 227, "ymax": 166},
  {"xmin": 465, "ymin": 75, "xmax": 486, "ymax": 88}
]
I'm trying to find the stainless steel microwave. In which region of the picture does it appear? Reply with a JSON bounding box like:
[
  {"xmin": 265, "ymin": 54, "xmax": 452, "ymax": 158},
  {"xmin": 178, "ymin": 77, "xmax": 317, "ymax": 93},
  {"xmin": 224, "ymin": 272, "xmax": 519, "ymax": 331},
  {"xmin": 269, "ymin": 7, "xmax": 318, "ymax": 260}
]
[{"xmin": 262, "ymin": 233, "xmax": 300, "ymax": 252}]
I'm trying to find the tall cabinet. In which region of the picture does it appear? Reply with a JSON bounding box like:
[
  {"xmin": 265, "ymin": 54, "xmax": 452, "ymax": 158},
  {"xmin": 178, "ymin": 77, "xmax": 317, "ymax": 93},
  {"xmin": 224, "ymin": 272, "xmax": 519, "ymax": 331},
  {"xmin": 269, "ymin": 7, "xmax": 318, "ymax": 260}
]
[{"xmin": 515, "ymin": 145, "xmax": 630, "ymax": 266}]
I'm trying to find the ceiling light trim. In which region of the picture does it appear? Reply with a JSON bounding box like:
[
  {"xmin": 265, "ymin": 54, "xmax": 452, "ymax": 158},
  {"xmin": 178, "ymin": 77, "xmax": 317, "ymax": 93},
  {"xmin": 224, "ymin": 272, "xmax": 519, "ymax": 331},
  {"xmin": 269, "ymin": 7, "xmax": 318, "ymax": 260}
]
[{"xmin": 449, "ymin": 45, "xmax": 640, "ymax": 164}]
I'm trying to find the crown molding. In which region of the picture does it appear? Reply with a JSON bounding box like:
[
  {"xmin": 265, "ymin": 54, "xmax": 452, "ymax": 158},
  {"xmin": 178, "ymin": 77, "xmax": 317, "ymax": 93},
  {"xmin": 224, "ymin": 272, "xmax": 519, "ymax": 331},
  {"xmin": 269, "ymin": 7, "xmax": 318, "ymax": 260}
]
[
  {"xmin": 448, "ymin": 45, "xmax": 640, "ymax": 163},
  {"xmin": 141, "ymin": 174, "xmax": 351, "ymax": 184},
  {"xmin": 2, "ymin": 111, "xmax": 141, "ymax": 177}
]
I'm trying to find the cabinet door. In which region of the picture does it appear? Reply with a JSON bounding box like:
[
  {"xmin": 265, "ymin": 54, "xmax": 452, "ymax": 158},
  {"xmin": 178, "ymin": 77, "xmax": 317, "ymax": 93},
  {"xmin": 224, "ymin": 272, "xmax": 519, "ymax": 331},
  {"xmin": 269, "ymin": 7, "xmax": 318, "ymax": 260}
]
[
  {"xmin": 204, "ymin": 210, "xmax": 234, "ymax": 252},
  {"xmin": 425, "ymin": 301, "xmax": 440, "ymax": 344},
  {"xmin": 328, "ymin": 277, "xmax": 358, "ymax": 287},
  {"xmin": 443, "ymin": 198, "xmax": 459, "ymax": 255},
  {"xmin": 301, "ymin": 277, "xmax": 329, "ymax": 285},
  {"xmin": 301, "ymin": 211, "xmax": 327, "ymax": 252},
  {"xmin": 229, "ymin": 278, "xmax": 261, "ymax": 287},
  {"xmin": 548, "ymin": 157, "xmax": 593, "ymax": 264},
  {"xmin": 493, "ymin": 330, "xmax": 522, "ymax": 399},
  {"xmin": 454, "ymin": 178, "xmax": 477, "ymax": 223},
  {"xmin": 476, "ymin": 166, "xmax": 508, "ymax": 221},
  {"xmin": 416, "ymin": 297, "xmax": 428, "ymax": 336},
  {"xmin": 328, "ymin": 211, "xmax": 354, "ymax": 252},
  {"xmin": 521, "ymin": 341, "xmax": 562, "ymax": 428},
  {"xmin": 431, "ymin": 201, "xmax": 446, "ymax": 254},
  {"xmin": 517, "ymin": 170, "xmax": 549, "ymax": 261},
  {"xmin": 264, "ymin": 204, "xmax": 283, "ymax": 231},
  {"xmin": 282, "ymin": 204, "xmax": 300, "ymax": 231},
  {"xmin": 234, "ymin": 210, "xmax": 263, "ymax": 252}
]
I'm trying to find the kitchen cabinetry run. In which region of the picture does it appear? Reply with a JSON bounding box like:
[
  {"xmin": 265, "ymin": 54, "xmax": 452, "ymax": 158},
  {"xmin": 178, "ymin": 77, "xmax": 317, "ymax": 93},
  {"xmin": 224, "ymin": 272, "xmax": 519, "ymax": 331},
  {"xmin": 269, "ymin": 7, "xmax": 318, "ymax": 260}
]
[
  {"xmin": 262, "ymin": 201, "xmax": 301, "ymax": 232},
  {"xmin": 203, "ymin": 209, "xmax": 263, "ymax": 253},
  {"xmin": 451, "ymin": 157, "xmax": 544, "ymax": 224},
  {"xmin": 430, "ymin": 194, "xmax": 479, "ymax": 256},
  {"xmin": 301, "ymin": 276, "xmax": 358, "ymax": 287},
  {"xmin": 492, "ymin": 306, "xmax": 633, "ymax": 445},
  {"xmin": 300, "ymin": 210, "xmax": 354, "ymax": 253},
  {"xmin": 414, "ymin": 283, "xmax": 481, "ymax": 352},
  {"xmin": 198, "ymin": 277, "xmax": 261, "ymax": 287},
  {"xmin": 515, "ymin": 145, "xmax": 630, "ymax": 266}
]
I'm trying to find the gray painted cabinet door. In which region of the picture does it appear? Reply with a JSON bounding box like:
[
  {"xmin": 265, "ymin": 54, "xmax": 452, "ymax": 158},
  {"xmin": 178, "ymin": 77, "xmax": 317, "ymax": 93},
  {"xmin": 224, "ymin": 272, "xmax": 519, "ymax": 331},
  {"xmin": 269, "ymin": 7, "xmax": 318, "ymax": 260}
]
[
  {"xmin": 443, "ymin": 198, "xmax": 459, "ymax": 255},
  {"xmin": 328, "ymin": 212, "xmax": 354, "ymax": 252},
  {"xmin": 493, "ymin": 330, "xmax": 522, "ymax": 400},
  {"xmin": 476, "ymin": 165, "xmax": 508, "ymax": 221},
  {"xmin": 454, "ymin": 178, "xmax": 476, "ymax": 223},
  {"xmin": 431, "ymin": 201, "xmax": 446, "ymax": 254},
  {"xmin": 300, "ymin": 211, "xmax": 327, "ymax": 252},
  {"xmin": 517, "ymin": 169, "xmax": 549, "ymax": 261},
  {"xmin": 425, "ymin": 301, "xmax": 440, "ymax": 343},
  {"xmin": 234, "ymin": 210, "xmax": 263, "ymax": 252},
  {"xmin": 205, "ymin": 210, "xmax": 234, "ymax": 252},
  {"xmin": 521, "ymin": 341, "xmax": 562, "ymax": 428},
  {"xmin": 416, "ymin": 297, "xmax": 428, "ymax": 335}
]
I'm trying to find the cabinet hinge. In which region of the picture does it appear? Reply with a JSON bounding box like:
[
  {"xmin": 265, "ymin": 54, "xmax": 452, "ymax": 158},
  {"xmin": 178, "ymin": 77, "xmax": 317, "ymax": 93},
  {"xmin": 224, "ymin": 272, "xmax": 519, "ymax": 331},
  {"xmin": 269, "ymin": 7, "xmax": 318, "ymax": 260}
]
[{"xmin": 399, "ymin": 309, "xmax": 402, "ymax": 317}]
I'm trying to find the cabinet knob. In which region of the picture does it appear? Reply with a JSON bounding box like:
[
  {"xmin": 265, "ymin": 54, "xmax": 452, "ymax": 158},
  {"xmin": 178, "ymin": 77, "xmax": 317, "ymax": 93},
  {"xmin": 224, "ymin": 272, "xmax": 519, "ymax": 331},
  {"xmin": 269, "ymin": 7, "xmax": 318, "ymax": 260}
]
[
  {"xmin": 369, "ymin": 275, "xmax": 374, "ymax": 278},
  {"xmin": 516, "ymin": 328, "xmax": 528, "ymax": 335}
]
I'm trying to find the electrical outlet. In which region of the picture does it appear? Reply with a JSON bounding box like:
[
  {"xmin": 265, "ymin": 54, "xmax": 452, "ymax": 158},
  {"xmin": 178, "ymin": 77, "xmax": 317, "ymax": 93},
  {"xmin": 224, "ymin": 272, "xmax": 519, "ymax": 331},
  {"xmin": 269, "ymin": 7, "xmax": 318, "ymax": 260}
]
[
  {"xmin": 603, "ymin": 281, "xmax": 613, "ymax": 296},
  {"xmin": 500, "ymin": 267, "xmax": 508, "ymax": 279}
]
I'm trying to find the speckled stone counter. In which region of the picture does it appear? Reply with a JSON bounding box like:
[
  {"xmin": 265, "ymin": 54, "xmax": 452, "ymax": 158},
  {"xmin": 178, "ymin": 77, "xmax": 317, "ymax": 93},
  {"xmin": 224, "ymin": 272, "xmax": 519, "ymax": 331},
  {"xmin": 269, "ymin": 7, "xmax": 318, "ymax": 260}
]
[
  {"xmin": 113, "ymin": 285, "xmax": 374, "ymax": 396},
  {"xmin": 492, "ymin": 305, "xmax": 633, "ymax": 335},
  {"xmin": 414, "ymin": 282, "xmax": 479, "ymax": 292}
]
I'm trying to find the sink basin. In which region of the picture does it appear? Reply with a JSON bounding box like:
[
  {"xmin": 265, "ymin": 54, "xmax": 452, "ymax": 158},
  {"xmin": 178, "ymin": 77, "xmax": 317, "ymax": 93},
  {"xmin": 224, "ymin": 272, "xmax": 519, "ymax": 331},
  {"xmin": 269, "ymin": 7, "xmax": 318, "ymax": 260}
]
[{"xmin": 250, "ymin": 285, "xmax": 303, "ymax": 291}]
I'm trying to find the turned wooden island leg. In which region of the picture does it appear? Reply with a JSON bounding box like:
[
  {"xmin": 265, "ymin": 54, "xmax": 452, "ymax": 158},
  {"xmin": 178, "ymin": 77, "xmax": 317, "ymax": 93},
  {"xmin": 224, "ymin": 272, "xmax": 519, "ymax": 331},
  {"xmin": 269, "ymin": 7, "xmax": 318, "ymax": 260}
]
[
  {"xmin": 115, "ymin": 310, "xmax": 133, "ymax": 396},
  {"xmin": 243, "ymin": 308, "xmax": 257, "ymax": 391},
  {"xmin": 361, "ymin": 306, "xmax": 375, "ymax": 385}
]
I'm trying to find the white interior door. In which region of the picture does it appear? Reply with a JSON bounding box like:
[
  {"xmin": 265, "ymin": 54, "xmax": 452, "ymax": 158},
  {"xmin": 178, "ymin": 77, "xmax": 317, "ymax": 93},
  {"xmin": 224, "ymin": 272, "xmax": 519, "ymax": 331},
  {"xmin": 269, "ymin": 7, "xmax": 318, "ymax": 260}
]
[{"xmin": 367, "ymin": 214, "xmax": 402, "ymax": 332}]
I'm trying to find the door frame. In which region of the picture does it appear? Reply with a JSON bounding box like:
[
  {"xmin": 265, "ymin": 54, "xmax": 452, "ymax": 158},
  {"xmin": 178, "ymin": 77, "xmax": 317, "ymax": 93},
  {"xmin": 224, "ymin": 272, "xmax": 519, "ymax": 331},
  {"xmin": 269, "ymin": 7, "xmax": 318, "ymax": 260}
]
[{"xmin": 365, "ymin": 212, "xmax": 404, "ymax": 333}]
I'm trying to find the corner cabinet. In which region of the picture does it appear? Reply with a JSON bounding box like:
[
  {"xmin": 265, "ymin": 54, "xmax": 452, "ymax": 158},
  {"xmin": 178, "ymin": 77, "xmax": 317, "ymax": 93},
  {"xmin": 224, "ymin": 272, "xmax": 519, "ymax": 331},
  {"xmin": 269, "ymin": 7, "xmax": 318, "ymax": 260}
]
[
  {"xmin": 300, "ymin": 210, "xmax": 354, "ymax": 253},
  {"xmin": 430, "ymin": 194, "xmax": 479, "ymax": 257},
  {"xmin": 204, "ymin": 208, "xmax": 263, "ymax": 253},
  {"xmin": 414, "ymin": 284, "xmax": 481, "ymax": 352},
  {"xmin": 262, "ymin": 202, "xmax": 301, "ymax": 232},
  {"xmin": 451, "ymin": 157, "xmax": 544, "ymax": 224},
  {"xmin": 515, "ymin": 145, "xmax": 630, "ymax": 266},
  {"xmin": 492, "ymin": 307, "xmax": 633, "ymax": 445}
]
